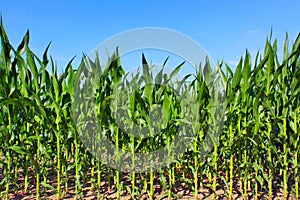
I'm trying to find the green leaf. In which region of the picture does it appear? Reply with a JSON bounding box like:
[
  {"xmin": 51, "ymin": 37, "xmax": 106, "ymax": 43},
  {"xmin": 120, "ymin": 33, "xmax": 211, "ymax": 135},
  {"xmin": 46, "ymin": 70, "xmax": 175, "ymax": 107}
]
[
  {"xmin": 142, "ymin": 53, "xmax": 151, "ymax": 83},
  {"xmin": 242, "ymin": 50, "xmax": 251, "ymax": 93},
  {"xmin": 40, "ymin": 181, "xmax": 55, "ymax": 191},
  {"xmin": 16, "ymin": 29, "xmax": 29, "ymax": 55},
  {"xmin": 26, "ymin": 46, "xmax": 39, "ymax": 89},
  {"xmin": 43, "ymin": 42, "xmax": 51, "ymax": 66},
  {"xmin": 169, "ymin": 61, "xmax": 185, "ymax": 81},
  {"xmin": 155, "ymin": 67, "xmax": 164, "ymax": 85},
  {"xmin": 232, "ymin": 58, "xmax": 242, "ymax": 90},
  {"xmin": 162, "ymin": 93, "xmax": 171, "ymax": 123},
  {"xmin": 9, "ymin": 145, "xmax": 30, "ymax": 155}
]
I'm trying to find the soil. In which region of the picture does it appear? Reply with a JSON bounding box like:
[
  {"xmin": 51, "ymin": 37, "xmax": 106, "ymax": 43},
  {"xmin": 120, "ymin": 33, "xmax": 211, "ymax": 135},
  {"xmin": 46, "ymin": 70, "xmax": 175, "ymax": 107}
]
[{"xmin": 1, "ymin": 167, "xmax": 297, "ymax": 200}]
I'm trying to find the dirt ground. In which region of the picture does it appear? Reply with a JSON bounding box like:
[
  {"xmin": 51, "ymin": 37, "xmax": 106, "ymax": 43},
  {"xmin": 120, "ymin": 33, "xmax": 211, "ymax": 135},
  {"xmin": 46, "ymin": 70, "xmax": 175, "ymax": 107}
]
[{"xmin": 2, "ymin": 170, "xmax": 296, "ymax": 200}]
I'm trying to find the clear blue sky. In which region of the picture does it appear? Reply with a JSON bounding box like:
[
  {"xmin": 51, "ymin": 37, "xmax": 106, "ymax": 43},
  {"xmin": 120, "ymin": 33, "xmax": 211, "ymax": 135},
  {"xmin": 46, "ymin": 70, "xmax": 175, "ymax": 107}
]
[{"xmin": 1, "ymin": 0, "xmax": 299, "ymax": 72}]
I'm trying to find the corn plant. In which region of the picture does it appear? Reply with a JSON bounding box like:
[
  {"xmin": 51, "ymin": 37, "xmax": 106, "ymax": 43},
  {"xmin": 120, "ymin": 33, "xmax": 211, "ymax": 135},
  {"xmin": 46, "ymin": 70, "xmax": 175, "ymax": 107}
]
[{"xmin": 0, "ymin": 18, "xmax": 299, "ymax": 200}]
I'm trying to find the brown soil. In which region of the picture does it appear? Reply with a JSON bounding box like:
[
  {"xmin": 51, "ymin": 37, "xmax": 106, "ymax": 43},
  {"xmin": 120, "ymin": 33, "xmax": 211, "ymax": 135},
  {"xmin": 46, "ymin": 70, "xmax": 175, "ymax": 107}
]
[
  {"xmin": 0, "ymin": 165, "xmax": 297, "ymax": 200},
  {"xmin": 2, "ymin": 174, "xmax": 297, "ymax": 200}
]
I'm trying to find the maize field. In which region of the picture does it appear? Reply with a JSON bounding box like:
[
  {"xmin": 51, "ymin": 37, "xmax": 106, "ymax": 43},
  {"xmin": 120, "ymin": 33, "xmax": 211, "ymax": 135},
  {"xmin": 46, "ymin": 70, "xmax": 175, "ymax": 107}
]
[{"xmin": 0, "ymin": 18, "xmax": 299, "ymax": 199}]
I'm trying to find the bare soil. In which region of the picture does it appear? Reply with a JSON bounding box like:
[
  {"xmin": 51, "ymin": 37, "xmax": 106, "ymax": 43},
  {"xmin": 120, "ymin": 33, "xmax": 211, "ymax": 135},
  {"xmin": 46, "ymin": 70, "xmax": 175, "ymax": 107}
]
[{"xmin": 1, "ymin": 167, "xmax": 297, "ymax": 200}]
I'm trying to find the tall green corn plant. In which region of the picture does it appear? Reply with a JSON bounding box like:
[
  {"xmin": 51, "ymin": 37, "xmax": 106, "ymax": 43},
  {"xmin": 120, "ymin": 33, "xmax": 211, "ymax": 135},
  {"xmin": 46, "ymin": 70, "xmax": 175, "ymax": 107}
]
[
  {"xmin": 226, "ymin": 58, "xmax": 243, "ymax": 199},
  {"xmin": 189, "ymin": 62, "xmax": 209, "ymax": 199},
  {"xmin": 288, "ymin": 33, "xmax": 300, "ymax": 199},
  {"xmin": 0, "ymin": 20, "xmax": 51, "ymax": 199},
  {"xmin": 239, "ymin": 50, "xmax": 253, "ymax": 199},
  {"xmin": 0, "ymin": 21, "xmax": 38, "ymax": 199},
  {"xmin": 0, "ymin": 18, "xmax": 15, "ymax": 200},
  {"xmin": 18, "ymin": 37, "xmax": 53, "ymax": 200},
  {"xmin": 46, "ymin": 58, "xmax": 75, "ymax": 198},
  {"xmin": 278, "ymin": 33, "xmax": 300, "ymax": 198}
]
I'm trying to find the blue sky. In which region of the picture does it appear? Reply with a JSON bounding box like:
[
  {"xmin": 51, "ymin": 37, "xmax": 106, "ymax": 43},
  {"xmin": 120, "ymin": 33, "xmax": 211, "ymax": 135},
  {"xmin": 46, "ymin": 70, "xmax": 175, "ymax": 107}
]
[{"xmin": 1, "ymin": 0, "xmax": 299, "ymax": 72}]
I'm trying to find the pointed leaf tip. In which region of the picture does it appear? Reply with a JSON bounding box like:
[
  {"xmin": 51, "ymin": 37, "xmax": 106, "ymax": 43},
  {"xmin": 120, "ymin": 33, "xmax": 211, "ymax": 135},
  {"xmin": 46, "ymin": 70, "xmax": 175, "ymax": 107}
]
[{"xmin": 142, "ymin": 53, "xmax": 147, "ymax": 64}]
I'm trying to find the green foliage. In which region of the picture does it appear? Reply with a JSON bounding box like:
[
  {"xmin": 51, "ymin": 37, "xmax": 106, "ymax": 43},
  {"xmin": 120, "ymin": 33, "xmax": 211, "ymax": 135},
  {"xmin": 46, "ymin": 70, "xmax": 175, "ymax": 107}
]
[{"xmin": 0, "ymin": 20, "xmax": 299, "ymax": 200}]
